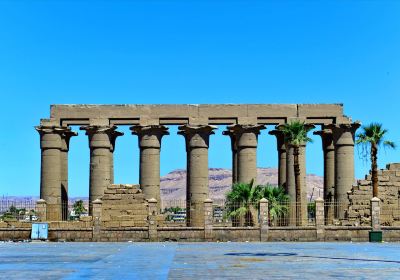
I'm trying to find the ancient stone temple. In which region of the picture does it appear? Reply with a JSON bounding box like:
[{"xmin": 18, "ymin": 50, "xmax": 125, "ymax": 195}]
[{"xmin": 36, "ymin": 104, "xmax": 359, "ymax": 224}]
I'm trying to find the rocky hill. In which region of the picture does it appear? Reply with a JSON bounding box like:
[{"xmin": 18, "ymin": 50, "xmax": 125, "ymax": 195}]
[{"xmin": 161, "ymin": 168, "xmax": 323, "ymax": 201}]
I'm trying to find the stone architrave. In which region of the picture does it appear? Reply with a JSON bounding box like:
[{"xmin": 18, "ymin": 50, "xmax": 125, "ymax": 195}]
[
  {"xmin": 109, "ymin": 130, "xmax": 124, "ymax": 184},
  {"xmin": 269, "ymin": 129, "xmax": 287, "ymax": 189},
  {"xmin": 36, "ymin": 125, "xmax": 73, "ymax": 221},
  {"xmin": 314, "ymin": 128, "xmax": 335, "ymax": 224},
  {"xmin": 226, "ymin": 124, "xmax": 265, "ymax": 185},
  {"xmin": 60, "ymin": 129, "xmax": 78, "ymax": 221},
  {"xmin": 222, "ymin": 130, "xmax": 238, "ymax": 185},
  {"xmin": 80, "ymin": 125, "xmax": 122, "ymax": 214},
  {"xmin": 131, "ymin": 125, "xmax": 169, "ymax": 206},
  {"xmin": 178, "ymin": 125, "xmax": 216, "ymax": 227},
  {"xmin": 327, "ymin": 122, "xmax": 360, "ymax": 219}
]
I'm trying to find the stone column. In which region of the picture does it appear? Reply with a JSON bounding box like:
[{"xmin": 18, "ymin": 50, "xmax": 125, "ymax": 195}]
[
  {"xmin": 60, "ymin": 130, "xmax": 77, "ymax": 221},
  {"xmin": 299, "ymin": 143, "xmax": 308, "ymax": 225},
  {"xmin": 222, "ymin": 130, "xmax": 238, "ymax": 184},
  {"xmin": 36, "ymin": 125, "xmax": 68, "ymax": 221},
  {"xmin": 269, "ymin": 130, "xmax": 286, "ymax": 189},
  {"xmin": 109, "ymin": 130, "xmax": 124, "ymax": 184},
  {"xmin": 131, "ymin": 125, "xmax": 169, "ymax": 206},
  {"xmin": 227, "ymin": 124, "xmax": 265, "ymax": 185},
  {"xmin": 80, "ymin": 125, "xmax": 122, "ymax": 215},
  {"xmin": 285, "ymin": 142, "xmax": 296, "ymax": 226},
  {"xmin": 178, "ymin": 125, "xmax": 216, "ymax": 227},
  {"xmin": 328, "ymin": 123, "xmax": 360, "ymax": 219},
  {"xmin": 314, "ymin": 129, "xmax": 335, "ymax": 224}
]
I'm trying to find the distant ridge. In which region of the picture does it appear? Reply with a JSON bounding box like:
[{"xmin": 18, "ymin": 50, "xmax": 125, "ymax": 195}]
[
  {"xmin": 1, "ymin": 168, "xmax": 323, "ymax": 204},
  {"xmin": 161, "ymin": 167, "xmax": 323, "ymax": 201}
]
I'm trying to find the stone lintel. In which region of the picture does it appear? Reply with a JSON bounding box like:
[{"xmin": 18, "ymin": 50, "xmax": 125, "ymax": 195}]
[
  {"xmin": 189, "ymin": 117, "xmax": 209, "ymax": 126},
  {"xmin": 237, "ymin": 117, "xmax": 257, "ymax": 125},
  {"xmin": 89, "ymin": 118, "xmax": 110, "ymax": 126},
  {"xmin": 139, "ymin": 115, "xmax": 160, "ymax": 126}
]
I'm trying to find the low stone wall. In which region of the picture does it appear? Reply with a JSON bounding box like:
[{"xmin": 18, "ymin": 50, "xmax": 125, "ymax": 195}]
[
  {"xmin": 267, "ymin": 227, "xmax": 317, "ymax": 241},
  {"xmin": 157, "ymin": 227, "xmax": 205, "ymax": 242},
  {"xmin": 324, "ymin": 226, "xmax": 371, "ymax": 242},
  {"xmin": 1, "ymin": 224, "xmax": 400, "ymax": 242},
  {"xmin": 0, "ymin": 228, "xmax": 31, "ymax": 241},
  {"xmin": 98, "ymin": 228, "xmax": 149, "ymax": 242},
  {"xmin": 213, "ymin": 227, "xmax": 260, "ymax": 242}
]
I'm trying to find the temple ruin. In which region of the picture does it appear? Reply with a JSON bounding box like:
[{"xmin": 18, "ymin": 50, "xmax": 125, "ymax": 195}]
[{"xmin": 36, "ymin": 104, "xmax": 360, "ymax": 226}]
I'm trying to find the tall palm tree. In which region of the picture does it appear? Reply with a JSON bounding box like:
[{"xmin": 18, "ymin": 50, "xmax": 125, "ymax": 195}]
[
  {"xmin": 225, "ymin": 179, "xmax": 262, "ymax": 226},
  {"xmin": 259, "ymin": 184, "xmax": 289, "ymax": 226},
  {"xmin": 279, "ymin": 121, "xmax": 313, "ymax": 225},
  {"xmin": 356, "ymin": 123, "xmax": 396, "ymax": 198}
]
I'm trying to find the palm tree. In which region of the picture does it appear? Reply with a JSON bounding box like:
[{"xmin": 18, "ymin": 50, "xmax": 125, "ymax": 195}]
[
  {"xmin": 225, "ymin": 179, "xmax": 263, "ymax": 226},
  {"xmin": 259, "ymin": 184, "xmax": 289, "ymax": 226},
  {"xmin": 73, "ymin": 200, "xmax": 87, "ymax": 216},
  {"xmin": 356, "ymin": 123, "xmax": 396, "ymax": 198},
  {"xmin": 279, "ymin": 121, "xmax": 313, "ymax": 225}
]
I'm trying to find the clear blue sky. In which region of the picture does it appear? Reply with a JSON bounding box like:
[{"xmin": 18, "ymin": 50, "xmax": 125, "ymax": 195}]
[{"xmin": 0, "ymin": 1, "xmax": 399, "ymax": 197}]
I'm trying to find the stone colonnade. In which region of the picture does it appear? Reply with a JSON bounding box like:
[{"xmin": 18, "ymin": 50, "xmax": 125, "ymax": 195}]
[{"xmin": 36, "ymin": 121, "xmax": 360, "ymax": 224}]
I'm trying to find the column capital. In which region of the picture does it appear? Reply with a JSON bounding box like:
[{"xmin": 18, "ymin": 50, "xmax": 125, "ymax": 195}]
[
  {"xmin": 61, "ymin": 129, "xmax": 78, "ymax": 152},
  {"xmin": 131, "ymin": 125, "xmax": 169, "ymax": 149},
  {"xmin": 36, "ymin": 125, "xmax": 75, "ymax": 150},
  {"xmin": 80, "ymin": 125, "xmax": 118, "ymax": 135},
  {"xmin": 226, "ymin": 124, "xmax": 265, "ymax": 135},
  {"xmin": 269, "ymin": 129, "xmax": 285, "ymax": 151},
  {"xmin": 222, "ymin": 129, "xmax": 237, "ymax": 151},
  {"xmin": 226, "ymin": 124, "xmax": 265, "ymax": 148},
  {"xmin": 110, "ymin": 130, "xmax": 124, "ymax": 152},
  {"xmin": 326, "ymin": 122, "xmax": 361, "ymax": 133},
  {"xmin": 313, "ymin": 129, "xmax": 334, "ymax": 151},
  {"xmin": 80, "ymin": 125, "xmax": 121, "ymax": 149},
  {"xmin": 326, "ymin": 122, "xmax": 361, "ymax": 146},
  {"xmin": 178, "ymin": 125, "xmax": 217, "ymax": 149}
]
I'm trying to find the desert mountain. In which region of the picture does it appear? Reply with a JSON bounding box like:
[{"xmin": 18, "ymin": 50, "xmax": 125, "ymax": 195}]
[{"xmin": 161, "ymin": 168, "xmax": 323, "ymax": 201}]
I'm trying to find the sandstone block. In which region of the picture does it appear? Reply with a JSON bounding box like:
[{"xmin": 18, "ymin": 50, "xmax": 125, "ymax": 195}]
[{"xmin": 80, "ymin": 216, "xmax": 93, "ymax": 222}]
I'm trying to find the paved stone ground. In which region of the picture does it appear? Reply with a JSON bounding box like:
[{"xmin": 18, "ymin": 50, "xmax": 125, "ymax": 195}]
[{"xmin": 1, "ymin": 242, "xmax": 400, "ymax": 279}]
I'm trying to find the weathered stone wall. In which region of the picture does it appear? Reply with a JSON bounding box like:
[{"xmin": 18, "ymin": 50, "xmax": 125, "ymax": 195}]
[
  {"xmin": 98, "ymin": 228, "xmax": 149, "ymax": 242},
  {"xmin": 212, "ymin": 227, "xmax": 260, "ymax": 242},
  {"xmin": 3, "ymin": 225, "xmax": 400, "ymax": 242},
  {"xmin": 157, "ymin": 227, "xmax": 205, "ymax": 242},
  {"xmin": 347, "ymin": 163, "xmax": 400, "ymax": 226},
  {"xmin": 101, "ymin": 184, "xmax": 150, "ymax": 228},
  {"xmin": 267, "ymin": 227, "xmax": 317, "ymax": 241},
  {"xmin": 324, "ymin": 226, "xmax": 371, "ymax": 242}
]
